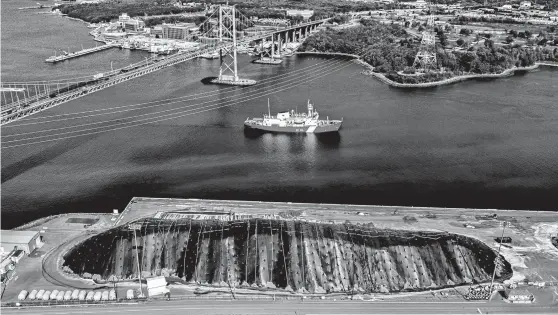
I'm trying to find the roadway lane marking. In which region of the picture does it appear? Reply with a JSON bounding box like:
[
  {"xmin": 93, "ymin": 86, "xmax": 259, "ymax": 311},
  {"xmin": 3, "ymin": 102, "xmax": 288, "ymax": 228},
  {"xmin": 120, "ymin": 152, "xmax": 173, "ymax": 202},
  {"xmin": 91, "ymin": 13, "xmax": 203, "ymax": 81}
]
[{"xmin": 477, "ymin": 308, "xmax": 482, "ymax": 314}]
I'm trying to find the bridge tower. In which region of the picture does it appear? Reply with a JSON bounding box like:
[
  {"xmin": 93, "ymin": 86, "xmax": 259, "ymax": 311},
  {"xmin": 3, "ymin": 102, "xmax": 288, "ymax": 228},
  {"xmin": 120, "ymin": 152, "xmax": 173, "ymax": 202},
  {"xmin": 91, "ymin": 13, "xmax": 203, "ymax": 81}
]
[
  {"xmin": 211, "ymin": 4, "xmax": 257, "ymax": 86},
  {"xmin": 412, "ymin": 2, "xmax": 437, "ymax": 73}
]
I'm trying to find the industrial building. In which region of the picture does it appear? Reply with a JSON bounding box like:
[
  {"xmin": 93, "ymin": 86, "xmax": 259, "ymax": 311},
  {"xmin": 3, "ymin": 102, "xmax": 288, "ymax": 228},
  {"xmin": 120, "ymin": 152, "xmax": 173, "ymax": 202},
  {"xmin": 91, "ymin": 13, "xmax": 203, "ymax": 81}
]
[{"xmin": 0, "ymin": 230, "xmax": 43, "ymax": 254}]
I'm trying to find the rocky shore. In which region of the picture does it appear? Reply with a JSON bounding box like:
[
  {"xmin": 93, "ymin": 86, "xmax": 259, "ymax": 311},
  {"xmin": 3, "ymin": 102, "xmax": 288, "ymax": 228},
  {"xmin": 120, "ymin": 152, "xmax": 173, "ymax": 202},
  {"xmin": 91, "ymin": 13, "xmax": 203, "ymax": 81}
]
[{"xmin": 354, "ymin": 59, "xmax": 558, "ymax": 88}]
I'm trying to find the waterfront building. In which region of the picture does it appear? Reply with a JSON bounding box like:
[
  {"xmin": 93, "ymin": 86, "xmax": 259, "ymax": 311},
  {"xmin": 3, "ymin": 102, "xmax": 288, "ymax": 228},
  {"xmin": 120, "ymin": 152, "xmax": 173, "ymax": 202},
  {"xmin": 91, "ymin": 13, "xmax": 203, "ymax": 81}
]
[
  {"xmin": 162, "ymin": 23, "xmax": 196, "ymax": 40},
  {"xmin": 286, "ymin": 9, "xmax": 314, "ymax": 20},
  {"xmin": 151, "ymin": 26, "xmax": 163, "ymax": 38},
  {"xmin": 103, "ymin": 32, "xmax": 127, "ymax": 42},
  {"xmin": 124, "ymin": 19, "xmax": 145, "ymax": 33},
  {"xmin": 0, "ymin": 230, "xmax": 43, "ymax": 254}
]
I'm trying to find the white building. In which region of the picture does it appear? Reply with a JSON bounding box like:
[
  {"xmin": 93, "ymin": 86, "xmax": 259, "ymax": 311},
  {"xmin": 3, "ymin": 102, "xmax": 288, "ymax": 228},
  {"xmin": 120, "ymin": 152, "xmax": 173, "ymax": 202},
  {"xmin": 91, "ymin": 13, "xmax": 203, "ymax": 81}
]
[
  {"xmin": 520, "ymin": 1, "xmax": 532, "ymax": 9},
  {"xmin": 119, "ymin": 13, "xmax": 130, "ymax": 24},
  {"xmin": 0, "ymin": 230, "xmax": 43, "ymax": 254}
]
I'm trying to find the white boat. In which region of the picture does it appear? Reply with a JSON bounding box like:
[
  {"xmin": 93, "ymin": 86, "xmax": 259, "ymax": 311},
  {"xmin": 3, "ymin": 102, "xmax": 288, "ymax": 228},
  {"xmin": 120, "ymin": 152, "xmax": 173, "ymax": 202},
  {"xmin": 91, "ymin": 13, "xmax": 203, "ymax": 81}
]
[{"xmin": 201, "ymin": 51, "xmax": 219, "ymax": 59}]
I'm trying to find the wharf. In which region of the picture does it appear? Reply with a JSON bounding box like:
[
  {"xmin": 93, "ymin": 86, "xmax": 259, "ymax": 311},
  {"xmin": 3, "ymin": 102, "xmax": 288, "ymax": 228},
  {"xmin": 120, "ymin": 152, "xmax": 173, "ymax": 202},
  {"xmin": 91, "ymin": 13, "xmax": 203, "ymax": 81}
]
[{"xmin": 45, "ymin": 43, "xmax": 119, "ymax": 63}]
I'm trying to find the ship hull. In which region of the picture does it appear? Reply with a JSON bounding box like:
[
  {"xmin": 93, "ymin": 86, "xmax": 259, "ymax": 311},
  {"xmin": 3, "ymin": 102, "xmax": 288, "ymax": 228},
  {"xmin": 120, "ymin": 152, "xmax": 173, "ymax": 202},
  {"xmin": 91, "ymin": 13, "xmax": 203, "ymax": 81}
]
[{"xmin": 244, "ymin": 121, "xmax": 342, "ymax": 134}]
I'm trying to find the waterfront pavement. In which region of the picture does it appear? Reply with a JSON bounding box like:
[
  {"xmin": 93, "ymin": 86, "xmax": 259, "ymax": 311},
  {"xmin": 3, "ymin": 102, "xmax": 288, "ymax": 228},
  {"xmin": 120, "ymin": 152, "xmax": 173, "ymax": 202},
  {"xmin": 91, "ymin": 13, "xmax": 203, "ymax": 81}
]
[{"xmin": 3, "ymin": 299, "xmax": 558, "ymax": 315}]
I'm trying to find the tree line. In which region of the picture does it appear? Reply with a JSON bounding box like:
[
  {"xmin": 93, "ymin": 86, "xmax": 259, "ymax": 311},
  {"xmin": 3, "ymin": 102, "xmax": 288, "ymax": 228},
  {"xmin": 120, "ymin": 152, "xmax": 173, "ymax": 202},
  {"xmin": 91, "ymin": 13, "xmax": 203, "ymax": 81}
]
[
  {"xmin": 56, "ymin": 0, "xmax": 205, "ymax": 23},
  {"xmin": 299, "ymin": 19, "xmax": 558, "ymax": 84}
]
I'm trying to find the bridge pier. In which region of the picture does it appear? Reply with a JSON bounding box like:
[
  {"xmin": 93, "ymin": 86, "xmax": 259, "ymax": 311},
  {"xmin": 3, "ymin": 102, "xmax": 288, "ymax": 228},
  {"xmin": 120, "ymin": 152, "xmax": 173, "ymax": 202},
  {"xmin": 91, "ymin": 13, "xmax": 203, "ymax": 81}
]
[
  {"xmin": 211, "ymin": 5, "xmax": 256, "ymax": 86},
  {"xmin": 254, "ymin": 33, "xmax": 282, "ymax": 65}
]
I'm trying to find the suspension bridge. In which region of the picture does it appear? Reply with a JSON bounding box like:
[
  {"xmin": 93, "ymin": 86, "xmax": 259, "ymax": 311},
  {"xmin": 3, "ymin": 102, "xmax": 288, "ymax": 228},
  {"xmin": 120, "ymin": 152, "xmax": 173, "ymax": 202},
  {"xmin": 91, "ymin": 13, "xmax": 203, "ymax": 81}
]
[{"xmin": 0, "ymin": 4, "xmax": 328, "ymax": 125}]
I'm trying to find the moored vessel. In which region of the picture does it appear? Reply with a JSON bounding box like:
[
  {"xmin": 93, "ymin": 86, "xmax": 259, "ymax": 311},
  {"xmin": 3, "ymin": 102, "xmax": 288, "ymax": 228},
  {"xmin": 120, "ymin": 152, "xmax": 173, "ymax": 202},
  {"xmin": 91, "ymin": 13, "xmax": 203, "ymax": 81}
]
[{"xmin": 244, "ymin": 99, "xmax": 342, "ymax": 134}]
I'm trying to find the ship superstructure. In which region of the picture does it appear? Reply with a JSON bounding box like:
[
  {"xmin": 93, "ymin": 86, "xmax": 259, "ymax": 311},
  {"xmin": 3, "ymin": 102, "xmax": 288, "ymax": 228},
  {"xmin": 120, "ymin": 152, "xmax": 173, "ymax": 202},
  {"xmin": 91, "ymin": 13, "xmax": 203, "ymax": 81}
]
[{"xmin": 244, "ymin": 100, "xmax": 342, "ymax": 134}]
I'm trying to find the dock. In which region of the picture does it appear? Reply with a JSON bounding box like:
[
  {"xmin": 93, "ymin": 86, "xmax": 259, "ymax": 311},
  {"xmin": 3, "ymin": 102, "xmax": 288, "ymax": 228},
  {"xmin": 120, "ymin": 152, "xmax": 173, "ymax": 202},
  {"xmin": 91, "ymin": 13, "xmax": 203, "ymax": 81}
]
[
  {"xmin": 18, "ymin": 5, "xmax": 53, "ymax": 10},
  {"xmin": 253, "ymin": 57, "xmax": 282, "ymax": 65},
  {"xmin": 45, "ymin": 43, "xmax": 119, "ymax": 63}
]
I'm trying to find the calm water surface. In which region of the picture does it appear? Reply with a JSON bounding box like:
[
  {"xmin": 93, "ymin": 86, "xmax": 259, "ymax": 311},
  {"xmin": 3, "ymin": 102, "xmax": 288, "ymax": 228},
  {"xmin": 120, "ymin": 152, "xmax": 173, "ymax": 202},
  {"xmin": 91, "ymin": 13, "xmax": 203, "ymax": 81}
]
[{"xmin": 2, "ymin": 0, "xmax": 558, "ymax": 228}]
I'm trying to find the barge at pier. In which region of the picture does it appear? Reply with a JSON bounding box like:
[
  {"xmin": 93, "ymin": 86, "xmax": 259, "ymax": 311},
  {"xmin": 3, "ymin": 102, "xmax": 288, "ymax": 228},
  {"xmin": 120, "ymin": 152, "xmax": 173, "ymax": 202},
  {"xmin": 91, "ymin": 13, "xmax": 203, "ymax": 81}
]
[{"xmin": 244, "ymin": 99, "xmax": 342, "ymax": 134}]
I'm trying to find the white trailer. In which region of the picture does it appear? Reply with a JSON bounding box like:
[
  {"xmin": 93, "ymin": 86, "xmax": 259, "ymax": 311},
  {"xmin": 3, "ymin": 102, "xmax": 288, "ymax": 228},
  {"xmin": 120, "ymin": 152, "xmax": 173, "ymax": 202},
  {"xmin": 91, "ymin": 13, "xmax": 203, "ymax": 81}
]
[
  {"xmin": 93, "ymin": 291, "xmax": 102, "ymax": 301},
  {"xmin": 78, "ymin": 290, "xmax": 87, "ymax": 301},
  {"xmin": 17, "ymin": 290, "xmax": 28, "ymax": 301},
  {"xmin": 109, "ymin": 289, "xmax": 116, "ymax": 300},
  {"xmin": 36, "ymin": 289, "xmax": 45, "ymax": 300},
  {"xmin": 42, "ymin": 291, "xmax": 51, "ymax": 301},
  {"xmin": 56, "ymin": 291, "xmax": 65, "ymax": 301},
  {"xmin": 50, "ymin": 290, "xmax": 59, "ymax": 300},
  {"xmin": 28, "ymin": 290, "xmax": 38, "ymax": 300},
  {"xmin": 71, "ymin": 289, "xmax": 80, "ymax": 300}
]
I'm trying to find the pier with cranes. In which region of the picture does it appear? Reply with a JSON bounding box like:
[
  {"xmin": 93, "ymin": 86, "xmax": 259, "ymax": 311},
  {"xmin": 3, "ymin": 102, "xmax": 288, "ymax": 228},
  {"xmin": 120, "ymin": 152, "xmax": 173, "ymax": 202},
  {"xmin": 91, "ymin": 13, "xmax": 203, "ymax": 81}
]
[{"xmin": 1, "ymin": 5, "xmax": 327, "ymax": 125}]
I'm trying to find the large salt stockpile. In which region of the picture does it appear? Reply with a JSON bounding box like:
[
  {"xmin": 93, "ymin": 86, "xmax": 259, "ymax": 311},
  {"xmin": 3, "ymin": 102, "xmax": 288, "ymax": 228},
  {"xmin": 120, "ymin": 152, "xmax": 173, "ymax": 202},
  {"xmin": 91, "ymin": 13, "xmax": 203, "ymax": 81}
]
[{"xmin": 63, "ymin": 218, "xmax": 512, "ymax": 293}]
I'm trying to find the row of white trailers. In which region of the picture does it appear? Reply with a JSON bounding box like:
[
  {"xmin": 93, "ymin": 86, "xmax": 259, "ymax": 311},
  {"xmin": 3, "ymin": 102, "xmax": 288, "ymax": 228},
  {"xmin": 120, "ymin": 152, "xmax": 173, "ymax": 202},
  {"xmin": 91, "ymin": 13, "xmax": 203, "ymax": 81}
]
[{"xmin": 17, "ymin": 288, "xmax": 131, "ymax": 302}]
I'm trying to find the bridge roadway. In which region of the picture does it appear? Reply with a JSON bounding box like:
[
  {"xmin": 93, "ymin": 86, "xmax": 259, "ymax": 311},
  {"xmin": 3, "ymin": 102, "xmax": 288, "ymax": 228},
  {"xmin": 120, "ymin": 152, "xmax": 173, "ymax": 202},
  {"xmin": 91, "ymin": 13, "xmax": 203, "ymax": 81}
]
[
  {"xmin": 0, "ymin": 19, "xmax": 328, "ymax": 125},
  {"xmin": 2, "ymin": 299, "xmax": 556, "ymax": 315}
]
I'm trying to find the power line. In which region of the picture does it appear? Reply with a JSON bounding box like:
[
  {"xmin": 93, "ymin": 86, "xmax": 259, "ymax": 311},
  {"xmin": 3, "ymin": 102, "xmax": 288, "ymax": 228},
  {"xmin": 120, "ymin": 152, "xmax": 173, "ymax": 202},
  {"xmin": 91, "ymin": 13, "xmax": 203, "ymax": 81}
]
[
  {"xmin": 2, "ymin": 61, "xmax": 353, "ymax": 149},
  {"xmin": 2, "ymin": 58, "xmax": 347, "ymax": 140},
  {"xmin": 4, "ymin": 57, "xmax": 338, "ymax": 127}
]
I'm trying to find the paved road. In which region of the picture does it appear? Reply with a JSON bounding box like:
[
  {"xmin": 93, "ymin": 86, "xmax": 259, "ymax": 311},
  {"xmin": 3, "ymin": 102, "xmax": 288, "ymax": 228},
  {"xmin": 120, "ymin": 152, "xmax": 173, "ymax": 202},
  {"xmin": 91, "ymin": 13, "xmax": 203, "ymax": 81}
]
[{"xmin": 2, "ymin": 300, "xmax": 557, "ymax": 315}]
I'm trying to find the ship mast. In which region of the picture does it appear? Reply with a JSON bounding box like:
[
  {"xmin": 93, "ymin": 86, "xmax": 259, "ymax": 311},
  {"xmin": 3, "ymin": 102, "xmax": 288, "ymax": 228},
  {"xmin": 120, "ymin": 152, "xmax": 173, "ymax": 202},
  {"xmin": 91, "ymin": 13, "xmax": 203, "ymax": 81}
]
[{"xmin": 268, "ymin": 98, "xmax": 271, "ymax": 117}]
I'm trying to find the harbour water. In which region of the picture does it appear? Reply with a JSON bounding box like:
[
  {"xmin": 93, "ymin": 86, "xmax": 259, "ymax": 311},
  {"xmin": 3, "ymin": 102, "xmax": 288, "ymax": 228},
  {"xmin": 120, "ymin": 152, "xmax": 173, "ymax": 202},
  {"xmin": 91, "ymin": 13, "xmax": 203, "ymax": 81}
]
[{"xmin": 2, "ymin": 0, "xmax": 558, "ymax": 229}]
